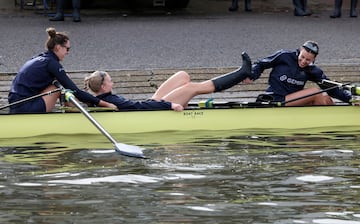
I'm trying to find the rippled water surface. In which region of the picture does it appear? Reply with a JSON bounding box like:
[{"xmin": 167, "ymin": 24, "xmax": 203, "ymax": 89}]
[{"xmin": 1, "ymin": 129, "xmax": 360, "ymax": 224}]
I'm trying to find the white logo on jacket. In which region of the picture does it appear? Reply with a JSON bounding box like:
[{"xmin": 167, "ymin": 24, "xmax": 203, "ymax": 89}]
[{"xmin": 280, "ymin": 74, "xmax": 305, "ymax": 86}]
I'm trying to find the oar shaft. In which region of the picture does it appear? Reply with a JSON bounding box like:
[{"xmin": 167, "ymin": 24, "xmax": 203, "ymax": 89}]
[
  {"xmin": 66, "ymin": 93, "xmax": 117, "ymax": 145},
  {"xmin": 282, "ymin": 85, "xmax": 341, "ymax": 106},
  {"xmin": 322, "ymin": 79, "xmax": 360, "ymax": 96},
  {"xmin": 0, "ymin": 88, "xmax": 62, "ymax": 110}
]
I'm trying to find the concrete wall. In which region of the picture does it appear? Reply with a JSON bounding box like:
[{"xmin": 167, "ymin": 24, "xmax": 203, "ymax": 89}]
[{"xmin": 0, "ymin": 0, "xmax": 14, "ymax": 10}]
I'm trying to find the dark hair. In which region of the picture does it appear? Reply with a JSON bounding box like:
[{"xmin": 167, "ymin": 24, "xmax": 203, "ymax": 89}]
[
  {"xmin": 45, "ymin": 27, "xmax": 69, "ymax": 51},
  {"xmin": 302, "ymin": 40, "xmax": 319, "ymax": 56}
]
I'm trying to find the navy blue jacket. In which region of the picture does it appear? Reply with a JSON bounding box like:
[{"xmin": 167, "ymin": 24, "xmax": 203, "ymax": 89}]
[
  {"xmin": 96, "ymin": 92, "xmax": 172, "ymax": 111},
  {"xmin": 9, "ymin": 51, "xmax": 100, "ymax": 105},
  {"xmin": 251, "ymin": 49, "xmax": 351, "ymax": 103}
]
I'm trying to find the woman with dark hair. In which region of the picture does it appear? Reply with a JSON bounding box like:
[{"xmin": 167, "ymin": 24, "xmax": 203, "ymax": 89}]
[
  {"xmin": 246, "ymin": 40, "xmax": 352, "ymax": 106},
  {"xmin": 8, "ymin": 27, "xmax": 116, "ymax": 113}
]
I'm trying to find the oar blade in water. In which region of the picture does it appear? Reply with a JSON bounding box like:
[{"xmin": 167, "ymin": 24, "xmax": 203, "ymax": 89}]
[{"xmin": 115, "ymin": 143, "xmax": 145, "ymax": 158}]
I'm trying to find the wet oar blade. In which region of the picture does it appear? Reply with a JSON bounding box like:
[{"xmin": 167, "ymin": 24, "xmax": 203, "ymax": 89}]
[{"xmin": 115, "ymin": 143, "xmax": 145, "ymax": 158}]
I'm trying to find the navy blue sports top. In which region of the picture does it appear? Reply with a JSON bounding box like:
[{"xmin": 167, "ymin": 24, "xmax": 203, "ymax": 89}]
[
  {"xmin": 96, "ymin": 92, "xmax": 171, "ymax": 111},
  {"xmin": 8, "ymin": 51, "xmax": 100, "ymax": 112},
  {"xmin": 251, "ymin": 49, "xmax": 351, "ymax": 103}
]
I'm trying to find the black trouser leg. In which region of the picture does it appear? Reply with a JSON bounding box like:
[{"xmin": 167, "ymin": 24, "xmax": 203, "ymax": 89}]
[
  {"xmin": 72, "ymin": 0, "xmax": 81, "ymax": 22},
  {"xmin": 211, "ymin": 52, "xmax": 251, "ymax": 92},
  {"xmin": 229, "ymin": 0, "xmax": 239, "ymax": 11},
  {"xmin": 350, "ymin": 0, "xmax": 358, "ymax": 17},
  {"xmin": 330, "ymin": 0, "xmax": 342, "ymax": 18},
  {"xmin": 49, "ymin": 0, "xmax": 64, "ymax": 21},
  {"xmin": 301, "ymin": 0, "xmax": 311, "ymax": 14},
  {"xmin": 293, "ymin": 0, "xmax": 304, "ymax": 16},
  {"xmin": 293, "ymin": 0, "xmax": 311, "ymax": 16},
  {"xmin": 245, "ymin": 0, "xmax": 251, "ymax": 12}
]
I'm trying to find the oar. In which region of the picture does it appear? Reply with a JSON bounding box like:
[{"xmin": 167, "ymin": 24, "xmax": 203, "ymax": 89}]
[
  {"xmin": 321, "ymin": 79, "xmax": 360, "ymax": 95},
  {"xmin": 190, "ymin": 80, "xmax": 359, "ymax": 109},
  {"xmin": 0, "ymin": 87, "xmax": 62, "ymax": 111},
  {"xmin": 280, "ymin": 84, "xmax": 344, "ymax": 106},
  {"xmin": 188, "ymin": 99, "xmax": 277, "ymax": 108},
  {"xmin": 55, "ymin": 82, "xmax": 145, "ymax": 158},
  {"xmin": 281, "ymin": 80, "xmax": 360, "ymax": 106}
]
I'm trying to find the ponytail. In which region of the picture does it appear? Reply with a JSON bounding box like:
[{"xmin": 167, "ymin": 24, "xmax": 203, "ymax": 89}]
[{"xmin": 45, "ymin": 27, "xmax": 69, "ymax": 51}]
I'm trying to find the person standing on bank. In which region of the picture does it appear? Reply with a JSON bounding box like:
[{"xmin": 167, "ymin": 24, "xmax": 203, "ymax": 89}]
[
  {"xmin": 8, "ymin": 27, "xmax": 116, "ymax": 113},
  {"xmin": 245, "ymin": 41, "xmax": 352, "ymax": 106},
  {"xmin": 84, "ymin": 53, "xmax": 252, "ymax": 111},
  {"xmin": 229, "ymin": 0, "xmax": 251, "ymax": 12},
  {"xmin": 49, "ymin": 0, "xmax": 81, "ymax": 22},
  {"xmin": 330, "ymin": 0, "xmax": 358, "ymax": 18},
  {"xmin": 293, "ymin": 0, "xmax": 312, "ymax": 16}
]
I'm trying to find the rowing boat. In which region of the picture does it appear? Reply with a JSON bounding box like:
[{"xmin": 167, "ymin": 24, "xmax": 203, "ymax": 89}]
[{"xmin": 1, "ymin": 105, "xmax": 359, "ymax": 139}]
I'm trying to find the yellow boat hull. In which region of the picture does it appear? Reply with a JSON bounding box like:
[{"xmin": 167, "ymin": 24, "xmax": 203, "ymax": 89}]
[{"xmin": 1, "ymin": 106, "xmax": 359, "ymax": 139}]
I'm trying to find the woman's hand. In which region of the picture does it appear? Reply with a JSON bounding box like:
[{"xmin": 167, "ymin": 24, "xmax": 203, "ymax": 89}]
[
  {"xmin": 99, "ymin": 100, "xmax": 118, "ymax": 110},
  {"xmin": 242, "ymin": 77, "xmax": 253, "ymax": 84},
  {"xmin": 171, "ymin": 103, "xmax": 184, "ymax": 111}
]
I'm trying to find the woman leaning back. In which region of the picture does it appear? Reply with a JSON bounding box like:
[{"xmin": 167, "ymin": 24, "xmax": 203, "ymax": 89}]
[
  {"xmin": 245, "ymin": 40, "xmax": 352, "ymax": 106},
  {"xmin": 8, "ymin": 27, "xmax": 116, "ymax": 113},
  {"xmin": 84, "ymin": 53, "xmax": 252, "ymax": 111}
]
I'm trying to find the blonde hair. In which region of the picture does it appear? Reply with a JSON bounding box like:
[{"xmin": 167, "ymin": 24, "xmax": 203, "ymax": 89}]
[{"xmin": 84, "ymin": 71, "xmax": 108, "ymax": 94}]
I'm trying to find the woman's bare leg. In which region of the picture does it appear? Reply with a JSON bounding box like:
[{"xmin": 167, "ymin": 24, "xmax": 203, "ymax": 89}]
[
  {"xmin": 41, "ymin": 84, "xmax": 61, "ymax": 112},
  {"xmin": 151, "ymin": 71, "xmax": 191, "ymax": 100},
  {"xmin": 154, "ymin": 52, "xmax": 251, "ymax": 107},
  {"xmin": 161, "ymin": 80, "xmax": 215, "ymax": 106},
  {"xmin": 285, "ymin": 87, "xmax": 334, "ymax": 106}
]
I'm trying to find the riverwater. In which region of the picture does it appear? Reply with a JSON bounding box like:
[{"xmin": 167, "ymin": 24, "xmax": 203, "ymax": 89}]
[{"xmin": 1, "ymin": 129, "xmax": 360, "ymax": 224}]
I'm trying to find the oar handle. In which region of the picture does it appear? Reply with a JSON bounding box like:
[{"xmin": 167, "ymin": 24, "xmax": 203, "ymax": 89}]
[
  {"xmin": 321, "ymin": 79, "xmax": 360, "ymax": 95},
  {"xmin": 0, "ymin": 88, "xmax": 62, "ymax": 111}
]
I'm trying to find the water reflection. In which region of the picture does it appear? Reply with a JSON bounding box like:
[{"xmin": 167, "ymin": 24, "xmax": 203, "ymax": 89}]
[{"xmin": 0, "ymin": 129, "xmax": 360, "ymax": 223}]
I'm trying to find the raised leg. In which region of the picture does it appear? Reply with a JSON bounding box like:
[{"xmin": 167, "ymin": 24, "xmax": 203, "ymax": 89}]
[
  {"xmin": 160, "ymin": 52, "xmax": 251, "ymax": 107},
  {"xmin": 211, "ymin": 52, "xmax": 251, "ymax": 92},
  {"xmin": 151, "ymin": 71, "xmax": 191, "ymax": 101}
]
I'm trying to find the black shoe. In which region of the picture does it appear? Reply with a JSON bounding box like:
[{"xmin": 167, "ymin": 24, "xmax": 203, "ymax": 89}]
[
  {"xmin": 330, "ymin": 12, "xmax": 341, "ymax": 18},
  {"xmin": 228, "ymin": 6, "xmax": 239, "ymax": 12},
  {"xmin": 73, "ymin": 16, "xmax": 81, "ymax": 22},
  {"xmin": 49, "ymin": 13, "xmax": 64, "ymax": 21},
  {"xmin": 350, "ymin": 10, "xmax": 358, "ymax": 17},
  {"xmin": 294, "ymin": 10, "xmax": 312, "ymax": 16},
  {"xmin": 73, "ymin": 9, "xmax": 81, "ymax": 22}
]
